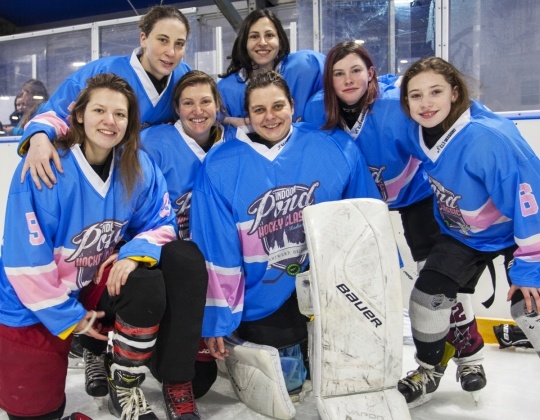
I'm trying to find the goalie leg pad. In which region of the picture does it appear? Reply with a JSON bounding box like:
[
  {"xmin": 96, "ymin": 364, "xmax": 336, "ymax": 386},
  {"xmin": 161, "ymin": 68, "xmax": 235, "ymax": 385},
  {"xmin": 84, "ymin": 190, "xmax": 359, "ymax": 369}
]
[
  {"xmin": 223, "ymin": 335, "xmax": 296, "ymax": 419},
  {"xmin": 510, "ymin": 297, "xmax": 540, "ymax": 357},
  {"xmin": 303, "ymin": 198, "xmax": 410, "ymax": 420}
]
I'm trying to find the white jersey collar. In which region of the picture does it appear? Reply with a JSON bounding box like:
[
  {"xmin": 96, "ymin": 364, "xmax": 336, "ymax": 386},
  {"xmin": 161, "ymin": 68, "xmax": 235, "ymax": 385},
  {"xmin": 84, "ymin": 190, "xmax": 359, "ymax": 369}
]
[
  {"xmin": 344, "ymin": 110, "xmax": 368, "ymax": 140},
  {"xmin": 420, "ymin": 107, "xmax": 471, "ymax": 162},
  {"xmin": 174, "ymin": 121, "xmax": 224, "ymax": 162},
  {"xmin": 72, "ymin": 144, "xmax": 114, "ymax": 198},
  {"xmin": 130, "ymin": 48, "xmax": 171, "ymax": 106},
  {"xmin": 236, "ymin": 125, "xmax": 293, "ymax": 161}
]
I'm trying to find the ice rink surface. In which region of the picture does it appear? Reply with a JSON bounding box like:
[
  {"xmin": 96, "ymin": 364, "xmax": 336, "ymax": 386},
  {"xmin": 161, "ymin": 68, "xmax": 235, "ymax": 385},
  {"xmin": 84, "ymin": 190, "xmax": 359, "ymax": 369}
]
[{"xmin": 1, "ymin": 343, "xmax": 537, "ymax": 420}]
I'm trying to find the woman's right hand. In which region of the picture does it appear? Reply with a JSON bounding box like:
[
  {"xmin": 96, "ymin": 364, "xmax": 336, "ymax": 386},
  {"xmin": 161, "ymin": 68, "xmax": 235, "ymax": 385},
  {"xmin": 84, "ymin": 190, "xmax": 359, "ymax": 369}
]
[
  {"xmin": 21, "ymin": 132, "xmax": 63, "ymax": 190},
  {"xmin": 204, "ymin": 336, "xmax": 229, "ymax": 360}
]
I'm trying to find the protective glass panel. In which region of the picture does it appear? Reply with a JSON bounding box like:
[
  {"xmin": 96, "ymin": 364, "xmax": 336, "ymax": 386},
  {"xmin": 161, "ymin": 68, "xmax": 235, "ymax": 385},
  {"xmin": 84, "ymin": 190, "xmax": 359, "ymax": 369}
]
[
  {"xmin": 316, "ymin": 0, "xmax": 434, "ymax": 76},
  {"xmin": 449, "ymin": 0, "xmax": 540, "ymax": 111},
  {"xmin": 0, "ymin": 30, "xmax": 91, "ymax": 96}
]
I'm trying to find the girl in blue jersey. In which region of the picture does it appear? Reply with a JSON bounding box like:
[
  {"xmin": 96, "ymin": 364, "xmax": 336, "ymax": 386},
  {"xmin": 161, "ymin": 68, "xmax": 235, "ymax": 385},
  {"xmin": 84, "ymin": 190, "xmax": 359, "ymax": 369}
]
[
  {"xmin": 218, "ymin": 8, "xmax": 325, "ymax": 130},
  {"xmin": 141, "ymin": 70, "xmax": 226, "ymax": 400},
  {"xmin": 397, "ymin": 57, "xmax": 540, "ymax": 407},
  {"xmin": 190, "ymin": 70, "xmax": 379, "ymax": 397},
  {"xmin": 305, "ymin": 41, "xmax": 487, "ymax": 399},
  {"xmin": 0, "ymin": 74, "xmax": 179, "ymax": 420},
  {"xmin": 19, "ymin": 5, "xmax": 192, "ymax": 190}
]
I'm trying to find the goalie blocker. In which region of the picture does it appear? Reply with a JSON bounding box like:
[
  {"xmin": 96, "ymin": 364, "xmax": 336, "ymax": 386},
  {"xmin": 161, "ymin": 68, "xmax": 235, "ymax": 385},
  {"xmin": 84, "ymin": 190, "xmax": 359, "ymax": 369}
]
[{"xmin": 300, "ymin": 198, "xmax": 410, "ymax": 420}]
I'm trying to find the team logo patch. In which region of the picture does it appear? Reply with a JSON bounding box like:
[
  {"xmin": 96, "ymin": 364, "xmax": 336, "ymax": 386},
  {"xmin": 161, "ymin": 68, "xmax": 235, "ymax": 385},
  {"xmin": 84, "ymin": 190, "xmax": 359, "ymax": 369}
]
[
  {"xmin": 429, "ymin": 177, "xmax": 470, "ymax": 235},
  {"xmin": 247, "ymin": 182, "xmax": 320, "ymax": 283},
  {"xmin": 65, "ymin": 219, "xmax": 127, "ymax": 288}
]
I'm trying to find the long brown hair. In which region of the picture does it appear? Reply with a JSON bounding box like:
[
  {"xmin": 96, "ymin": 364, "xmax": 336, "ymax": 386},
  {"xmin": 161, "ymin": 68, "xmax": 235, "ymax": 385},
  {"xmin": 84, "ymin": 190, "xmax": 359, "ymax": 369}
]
[
  {"xmin": 219, "ymin": 9, "xmax": 290, "ymax": 80},
  {"xmin": 322, "ymin": 41, "xmax": 379, "ymax": 130},
  {"xmin": 55, "ymin": 73, "xmax": 142, "ymax": 198},
  {"xmin": 400, "ymin": 56, "xmax": 471, "ymax": 132}
]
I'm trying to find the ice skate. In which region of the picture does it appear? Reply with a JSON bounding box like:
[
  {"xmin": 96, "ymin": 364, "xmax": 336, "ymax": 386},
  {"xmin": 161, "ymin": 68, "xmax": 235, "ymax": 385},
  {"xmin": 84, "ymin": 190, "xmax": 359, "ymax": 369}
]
[
  {"xmin": 398, "ymin": 342, "xmax": 455, "ymax": 408},
  {"xmin": 456, "ymin": 364, "xmax": 486, "ymax": 405},
  {"xmin": 84, "ymin": 349, "xmax": 108, "ymax": 397},
  {"xmin": 105, "ymin": 354, "xmax": 158, "ymax": 420},
  {"xmin": 68, "ymin": 335, "xmax": 85, "ymax": 369},
  {"xmin": 162, "ymin": 381, "xmax": 200, "ymax": 420}
]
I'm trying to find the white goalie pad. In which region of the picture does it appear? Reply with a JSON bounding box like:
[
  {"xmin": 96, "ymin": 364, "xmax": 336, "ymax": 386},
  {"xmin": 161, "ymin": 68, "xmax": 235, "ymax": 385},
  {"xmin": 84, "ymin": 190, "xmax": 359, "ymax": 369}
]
[
  {"xmin": 223, "ymin": 335, "xmax": 296, "ymax": 419},
  {"xmin": 303, "ymin": 198, "xmax": 410, "ymax": 420}
]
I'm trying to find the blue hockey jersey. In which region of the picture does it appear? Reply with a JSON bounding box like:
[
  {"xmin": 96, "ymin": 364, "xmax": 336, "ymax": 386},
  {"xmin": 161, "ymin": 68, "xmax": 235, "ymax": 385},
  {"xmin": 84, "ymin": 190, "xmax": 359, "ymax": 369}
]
[
  {"xmin": 304, "ymin": 84, "xmax": 432, "ymax": 209},
  {"xmin": 190, "ymin": 123, "xmax": 380, "ymax": 338},
  {"xmin": 17, "ymin": 48, "xmax": 191, "ymax": 155},
  {"xmin": 0, "ymin": 146, "xmax": 177, "ymax": 336},
  {"xmin": 141, "ymin": 121, "xmax": 224, "ymax": 239},
  {"xmin": 406, "ymin": 100, "xmax": 540, "ymax": 288},
  {"xmin": 217, "ymin": 50, "xmax": 325, "ymax": 123}
]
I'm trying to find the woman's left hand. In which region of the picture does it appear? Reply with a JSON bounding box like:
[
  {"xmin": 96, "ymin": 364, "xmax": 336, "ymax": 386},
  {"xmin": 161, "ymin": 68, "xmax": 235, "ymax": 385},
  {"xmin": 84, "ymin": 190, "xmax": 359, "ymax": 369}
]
[
  {"xmin": 507, "ymin": 284, "xmax": 540, "ymax": 313},
  {"xmin": 106, "ymin": 258, "xmax": 139, "ymax": 297}
]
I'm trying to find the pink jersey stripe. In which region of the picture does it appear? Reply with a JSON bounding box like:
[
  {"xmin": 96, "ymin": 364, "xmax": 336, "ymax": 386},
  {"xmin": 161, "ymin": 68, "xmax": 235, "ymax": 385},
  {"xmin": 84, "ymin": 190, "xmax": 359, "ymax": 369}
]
[
  {"xmin": 31, "ymin": 111, "xmax": 69, "ymax": 136},
  {"xmin": 385, "ymin": 157, "xmax": 421, "ymax": 202}
]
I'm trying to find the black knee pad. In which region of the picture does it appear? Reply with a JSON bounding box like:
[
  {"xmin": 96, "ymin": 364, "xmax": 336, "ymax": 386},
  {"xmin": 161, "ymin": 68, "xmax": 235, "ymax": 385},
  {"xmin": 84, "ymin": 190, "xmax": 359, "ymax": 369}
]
[{"xmin": 111, "ymin": 267, "xmax": 166, "ymax": 327}]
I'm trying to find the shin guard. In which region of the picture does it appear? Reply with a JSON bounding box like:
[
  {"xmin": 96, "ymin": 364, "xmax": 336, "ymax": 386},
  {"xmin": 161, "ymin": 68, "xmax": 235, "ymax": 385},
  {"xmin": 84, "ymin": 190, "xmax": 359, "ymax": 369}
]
[
  {"xmin": 302, "ymin": 198, "xmax": 410, "ymax": 420},
  {"xmin": 510, "ymin": 298, "xmax": 540, "ymax": 357}
]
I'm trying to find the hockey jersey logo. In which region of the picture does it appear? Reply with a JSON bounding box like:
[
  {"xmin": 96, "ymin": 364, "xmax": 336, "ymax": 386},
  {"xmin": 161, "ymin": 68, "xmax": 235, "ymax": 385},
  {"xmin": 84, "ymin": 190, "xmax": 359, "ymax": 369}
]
[
  {"xmin": 368, "ymin": 165, "xmax": 388, "ymax": 202},
  {"xmin": 247, "ymin": 182, "xmax": 320, "ymax": 280},
  {"xmin": 65, "ymin": 219, "xmax": 127, "ymax": 288},
  {"xmin": 429, "ymin": 177, "xmax": 471, "ymax": 235},
  {"xmin": 175, "ymin": 191, "xmax": 191, "ymax": 240}
]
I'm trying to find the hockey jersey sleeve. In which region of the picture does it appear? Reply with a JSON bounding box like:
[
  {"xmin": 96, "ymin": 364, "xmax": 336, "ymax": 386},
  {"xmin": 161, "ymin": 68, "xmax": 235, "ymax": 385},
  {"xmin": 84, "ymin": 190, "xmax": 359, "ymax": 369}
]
[
  {"xmin": 1, "ymin": 164, "xmax": 87, "ymax": 336},
  {"xmin": 190, "ymin": 166, "xmax": 245, "ymax": 338},
  {"xmin": 303, "ymin": 89, "xmax": 326, "ymax": 128},
  {"xmin": 491, "ymin": 156, "xmax": 540, "ymax": 288},
  {"xmin": 118, "ymin": 152, "xmax": 177, "ymax": 264}
]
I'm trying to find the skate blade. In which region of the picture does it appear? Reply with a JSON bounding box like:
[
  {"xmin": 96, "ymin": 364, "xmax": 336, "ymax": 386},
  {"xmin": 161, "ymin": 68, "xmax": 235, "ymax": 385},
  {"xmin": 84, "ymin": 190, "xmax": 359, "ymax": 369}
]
[
  {"xmin": 407, "ymin": 392, "xmax": 433, "ymax": 409},
  {"xmin": 68, "ymin": 356, "xmax": 85, "ymax": 369},
  {"xmin": 470, "ymin": 391, "xmax": 481, "ymax": 405}
]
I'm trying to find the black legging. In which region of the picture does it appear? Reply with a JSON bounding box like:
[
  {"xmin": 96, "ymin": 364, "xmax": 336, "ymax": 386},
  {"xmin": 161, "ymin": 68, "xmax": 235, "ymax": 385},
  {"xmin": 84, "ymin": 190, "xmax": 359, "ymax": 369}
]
[{"xmin": 81, "ymin": 239, "xmax": 208, "ymax": 383}]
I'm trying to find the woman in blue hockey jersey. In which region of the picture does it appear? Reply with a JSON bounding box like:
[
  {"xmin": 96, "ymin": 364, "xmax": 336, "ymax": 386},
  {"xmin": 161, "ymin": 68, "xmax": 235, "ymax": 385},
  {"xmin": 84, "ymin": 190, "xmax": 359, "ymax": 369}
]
[
  {"xmin": 140, "ymin": 69, "xmax": 226, "ymax": 399},
  {"xmin": 0, "ymin": 73, "xmax": 178, "ymax": 420},
  {"xmin": 304, "ymin": 41, "xmax": 488, "ymax": 399},
  {"xmin": 190, "ymin": 70, "xmax": 379, "ymax": 397},
  {"xmin": 20, "ymin": 5, "xmax": 192, "ymax": 190},
  {"xmin": 218, "ymin": 8, "xmax": 325, "ymax": 130},
  {"xmin": 397, "ymin": 56, "xmax": 540, "ymax": 406}
]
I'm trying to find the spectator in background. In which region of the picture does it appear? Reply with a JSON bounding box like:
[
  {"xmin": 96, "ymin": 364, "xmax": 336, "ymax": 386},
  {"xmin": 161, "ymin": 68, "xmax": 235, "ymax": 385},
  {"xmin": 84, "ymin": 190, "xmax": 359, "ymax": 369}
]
[
  {"xmin": 9, "ymin": 92, "xmax": 26, "ymax": 126},
  {"xmin": 5, "ymin": 80, "xmax": 49, "ymax": 136}
]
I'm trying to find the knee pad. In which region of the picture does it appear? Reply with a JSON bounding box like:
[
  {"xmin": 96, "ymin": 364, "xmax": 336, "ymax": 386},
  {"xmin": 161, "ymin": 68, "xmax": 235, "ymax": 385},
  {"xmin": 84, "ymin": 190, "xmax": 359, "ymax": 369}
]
[{"xmin": 510, "ymin": 296, "xmax": 540, "ymax": 355}]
